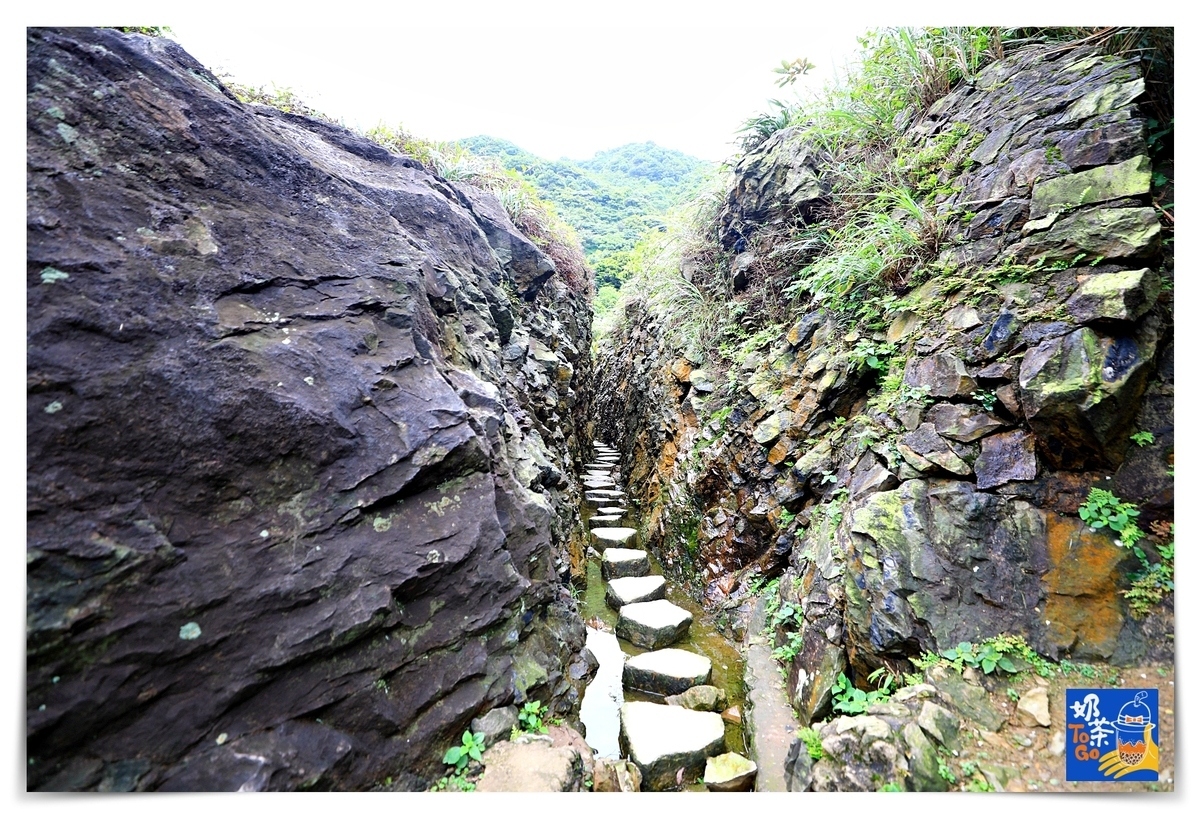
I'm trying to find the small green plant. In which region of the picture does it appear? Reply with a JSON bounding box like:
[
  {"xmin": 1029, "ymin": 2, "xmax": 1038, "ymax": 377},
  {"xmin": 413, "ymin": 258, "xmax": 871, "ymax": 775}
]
[
  {"xmin": 848, "ymin": 339, "xmax": 897, "ymax": 373},
  {"xmin": 831, "ymin": 671, "xmax": 894, "ymax": 714},
  {"xmin": 778, "ymin": 508, "xmax": 797, "ymax": 526},
  {"xmin": 518, "ymin": 700, "xmax": 550, "ymax": 734},
  {"xmin": 798, "ymin": 726, "xmax": 824, "ymax": 761},
  {"xmin": 442, "ymin": 731, "xmax": 485, "ymax": 774},
  {"xmin": 432, "ymin": 773, "xmax": 476, "ymax": 792},
  {"xmin": 1130, "ymin": 430, "xmax": 1155, "ymax": 447},
  {"xmin": 937, "ymin": 756, "xmax": 956, "ymax": 784},
  {"xmin": 1125, "ymin": 526, "xmax": 1174, "ymax": 618},
  {"xmin": 972, "ymin": 389, "xmax": 998, "ymax": 412},
  {"xmin": 965, "ymin": 775, "xmax": 994, "ymax": 792},
  {"xmin": 772, "ymin": 631, "xmax": 805, "ymax": 662},
  {"xmin": 940, "ymin": 640, "xmax": 1018, "ymax": 675},
  {"xmin": 878, "ymin": 781, "xmax": 904, "ymax": 792},
  {"xmin": 1079, "ymin": 487, "xmax": 1144, "ymax": 547}
]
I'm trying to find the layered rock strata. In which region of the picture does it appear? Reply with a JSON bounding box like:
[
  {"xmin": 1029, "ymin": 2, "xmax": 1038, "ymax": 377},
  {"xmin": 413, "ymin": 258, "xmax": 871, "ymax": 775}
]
[{"xmin": 27, "ymin": 28, "xmax": 594, "ymax": 791}]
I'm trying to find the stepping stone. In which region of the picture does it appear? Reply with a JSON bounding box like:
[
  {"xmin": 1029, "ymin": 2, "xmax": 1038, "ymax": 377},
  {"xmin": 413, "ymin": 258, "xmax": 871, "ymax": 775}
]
[
  {"xmin": 589, "ymin": 514, "xmax": 624, "ymax": 528},
  {"xmin": 704, "ymin": 752, "xmax": 757, "ymax": 792},
  {"xmin": 598, "ymin": 506, "xmax": 626, "ymax": 516},
  {"xmin": 584, "ymin": 463, "xmax": 614, "ymax": 470},
  {"xmin": 591, "ymin": 527, "xmax": 638, "ymax": 550},
  {"xmin": 623, "ymin": 648, "xmax": 712, "ymax": 695},
  {"xmin": 619, "ymin": 702, "xmax": 725, "ymax": 791},
  {"xmin": 606, "ymin": 575, "xmax": 666, "ymax": 608},
  {"xmin": 616, "ymin": 599, "xmax": 692, "ymax": 649},
  {"xmin": 583, "ymin": 477, "xmax": 617, "ymax": 488},
  {"xmin": 585, "ymin": 491, "xmax": 626, "ymax": 504},
  {"xmin": 601, "ymin": 548, "xmax": 649, "ymax": 580}
]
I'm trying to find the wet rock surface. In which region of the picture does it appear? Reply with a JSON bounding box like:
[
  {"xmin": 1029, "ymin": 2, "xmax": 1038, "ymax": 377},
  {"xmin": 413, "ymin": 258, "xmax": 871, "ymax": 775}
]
[{"xmin": 27, "ymin": 28, "xmax": 595, "ymax": 791}]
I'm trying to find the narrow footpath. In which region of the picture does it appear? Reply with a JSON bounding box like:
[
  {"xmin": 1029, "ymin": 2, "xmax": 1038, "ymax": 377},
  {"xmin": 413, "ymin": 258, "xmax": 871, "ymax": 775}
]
[{"xmin": 577, "ymin": 441, "xmax": 756, "ymax": 791}]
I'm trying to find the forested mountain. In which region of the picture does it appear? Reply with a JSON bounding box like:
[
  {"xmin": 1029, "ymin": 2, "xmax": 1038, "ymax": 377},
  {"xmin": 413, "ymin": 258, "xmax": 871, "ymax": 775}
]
[{"xmin": 456, "ymin": 136, "xmax": 714, "ymax": 291}]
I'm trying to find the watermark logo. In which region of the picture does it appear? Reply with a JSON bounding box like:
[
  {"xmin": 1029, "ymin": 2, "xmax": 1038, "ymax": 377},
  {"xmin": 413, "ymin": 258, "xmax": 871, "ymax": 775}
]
[{"xmin": 1066, "ymin": 688, "xmax": 1159, "ymax": 782}]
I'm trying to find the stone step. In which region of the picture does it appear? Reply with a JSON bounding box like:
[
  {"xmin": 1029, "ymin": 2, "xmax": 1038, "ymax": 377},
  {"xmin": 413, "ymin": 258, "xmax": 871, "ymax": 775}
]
[
  {"xmin": 591, "ymin": 527, "xmax": 638, "ymax": 550},
  {"xmin": 619, "ymin": 701, "xmax": 725, "ymax": 791},
  {"xmin": 601, "ymin": 548, "xmax": 649, "ymax": 580},
  {"xmin": 606, "ymin": 575, "xmax": 666, "ymax": 608},
  {"xmin": 616, "ymin": 599, "xmax": 692, "ymax": 649},
  {"xmin": 583, "ymin": 477, "xmax": 618, "ymax": 488},
  {"xmin": 585, "ymin": 490, "xmax": 626, "ymax": 504},
  {"xmin": 588, "ymin": 514, "xmax": 625, "ymax": 528},
  {"xmin": 584, "ymin": 463, "xmax": 615, "ymax": 471},
  {"xmin": 623, "ymin": 648, "xmax": 712, "ymax": 696},
  {"xmin": 597, "ymin": 505, "xmax": 627, "ymax": 516}
]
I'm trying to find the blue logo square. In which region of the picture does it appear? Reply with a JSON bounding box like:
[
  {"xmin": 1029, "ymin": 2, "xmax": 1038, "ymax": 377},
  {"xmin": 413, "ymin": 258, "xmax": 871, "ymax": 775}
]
[{"xmin": 1065, "ymin": 688, "xmax": 1159, "ymax": 782}]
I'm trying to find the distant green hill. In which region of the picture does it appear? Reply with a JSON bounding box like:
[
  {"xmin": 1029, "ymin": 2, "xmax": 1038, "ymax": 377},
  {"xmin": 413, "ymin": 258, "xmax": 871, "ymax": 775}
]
[{"xmin": 456, "ymin": 137, "xmax": 714, "ymax": 291}]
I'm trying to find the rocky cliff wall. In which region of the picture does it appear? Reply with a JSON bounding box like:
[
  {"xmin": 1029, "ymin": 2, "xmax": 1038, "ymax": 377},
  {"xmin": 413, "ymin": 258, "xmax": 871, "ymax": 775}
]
[
  {"xmin": 594, "ymin": 43, "xmax": 1172, "ymax": 724},
  {"xmin": 27, "ymin": 28, "xmax": 594, "ymax": 791}
]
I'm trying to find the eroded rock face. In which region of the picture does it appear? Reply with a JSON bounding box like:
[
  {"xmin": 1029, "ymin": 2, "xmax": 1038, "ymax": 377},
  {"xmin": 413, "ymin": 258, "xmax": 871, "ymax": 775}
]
[
  {"xmin": 27, "ymin": 28, "xmax": 594, "ymax": 791},
  {"xmin": 592, "ymin": 42, "xmax": 1171, "ymax": 786},
  {"xmin": 717, "ymin": 126, "xmax": 826, "ymax": 250}
]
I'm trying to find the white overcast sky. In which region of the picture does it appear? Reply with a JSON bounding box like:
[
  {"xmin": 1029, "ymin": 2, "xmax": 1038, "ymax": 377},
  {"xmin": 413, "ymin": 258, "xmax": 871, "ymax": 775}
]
[{"xmin": 166, "ymin": 11, "xmax": 865, "ymax": 162}]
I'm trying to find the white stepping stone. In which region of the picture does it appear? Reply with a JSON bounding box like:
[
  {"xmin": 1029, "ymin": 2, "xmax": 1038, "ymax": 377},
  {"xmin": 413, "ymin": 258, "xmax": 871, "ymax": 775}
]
[
  {"xmin": 585, "ymin": 491, "xmax": 626, "ymax": 504},
  {"xmin": 601, "ymin": 548, "xmax": 649, "ymax": 580},
  {"xmin": 622, "ymin": 648, "xmax": 712, "ymax": 696},
  {"xmin": 589, "ymin": 514, "xmax": 624, "ymax": 528},
  {"xmin": 591, "ymin": 527, "xmax": 638, "ymax": 550},
  {"xmin": 616, "ymin": 599, "xmax": 692, "ymax": 649},
  {"xmin": 598, "ymin": 506, "xmax": 626, "ymax": 516},
  {"xmin": 606, "ymin": 575, "xmax": 666, "ymax": 608},
  {"xmin": 584, "ymin": 463, "xmax": 614, "ymax": 471},
  {"xmin": 619, "ymin": 702, "xmax": 725, "ymax": 791},
  {"xmin": 583, "ymin": 477, "xmax": 617, "ymax": 488},
  {"xmin": 704, "ymin": 752, "xmax": 758, "ymax": 792}
]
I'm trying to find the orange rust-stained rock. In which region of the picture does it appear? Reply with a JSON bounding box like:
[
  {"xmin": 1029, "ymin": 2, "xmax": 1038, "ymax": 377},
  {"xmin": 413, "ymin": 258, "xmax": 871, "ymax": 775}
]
[
  {"xmin": 1042, "ymin": 514, "xmax": 1127, "ymax": 658},
  {"xmin": 767, "ymin": 438, "xmax": 792, "ymax": 465},
  {"xmin": 670, "ymin": 358, "xmax": 693, "ymax": 382}
]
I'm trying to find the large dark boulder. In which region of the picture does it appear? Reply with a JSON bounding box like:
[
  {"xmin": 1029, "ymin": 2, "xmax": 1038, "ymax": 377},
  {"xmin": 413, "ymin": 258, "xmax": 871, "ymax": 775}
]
[{"xmin": 27, "ymin": 28, "xmax": 593, "ymax": 791}]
